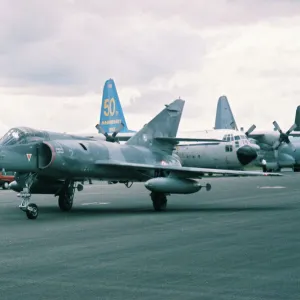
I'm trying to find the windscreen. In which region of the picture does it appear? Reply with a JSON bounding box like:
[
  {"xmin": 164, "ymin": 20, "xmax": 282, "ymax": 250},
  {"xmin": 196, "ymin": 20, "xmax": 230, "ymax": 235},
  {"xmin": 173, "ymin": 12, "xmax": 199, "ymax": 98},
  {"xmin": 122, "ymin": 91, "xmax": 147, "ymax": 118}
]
[{"xmin": 0, "ymin": 127, "xmax": 47, "ymax": 146}]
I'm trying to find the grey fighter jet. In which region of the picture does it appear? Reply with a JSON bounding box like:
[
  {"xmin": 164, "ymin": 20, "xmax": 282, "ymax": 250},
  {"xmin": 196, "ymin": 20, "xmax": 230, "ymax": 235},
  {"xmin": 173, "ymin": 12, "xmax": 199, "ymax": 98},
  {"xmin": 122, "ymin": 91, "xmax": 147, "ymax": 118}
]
[{"xmin": 0, "ymin": 99, "xmax": 281, "ymax": 220}]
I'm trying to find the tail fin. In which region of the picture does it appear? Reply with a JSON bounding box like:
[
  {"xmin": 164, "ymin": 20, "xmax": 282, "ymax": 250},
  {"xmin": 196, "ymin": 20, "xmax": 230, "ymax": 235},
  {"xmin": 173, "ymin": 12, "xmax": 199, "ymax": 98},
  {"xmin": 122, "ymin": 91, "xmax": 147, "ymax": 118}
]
[
  {"xmin": 126, "ymin": 99, "xmax": 185, "ymax": 152},
  {"xmin": 99, "ymin": 79, "xmax": 132, "ymax": 134},
  {"xmin": 294, "ymin": 106, "xmax": 300, "ymax": 131},
  {"xmin": 214, "ymin": 95, "xmax": 238, "ymax": 130}
]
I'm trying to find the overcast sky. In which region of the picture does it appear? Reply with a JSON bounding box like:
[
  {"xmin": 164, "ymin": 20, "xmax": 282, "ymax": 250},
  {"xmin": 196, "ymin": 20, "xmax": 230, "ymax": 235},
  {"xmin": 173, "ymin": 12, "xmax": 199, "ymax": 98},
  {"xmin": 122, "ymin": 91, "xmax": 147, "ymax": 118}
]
[{"xmin": 0, "ymin": 0, "xmax": 300, "ymax": 136}]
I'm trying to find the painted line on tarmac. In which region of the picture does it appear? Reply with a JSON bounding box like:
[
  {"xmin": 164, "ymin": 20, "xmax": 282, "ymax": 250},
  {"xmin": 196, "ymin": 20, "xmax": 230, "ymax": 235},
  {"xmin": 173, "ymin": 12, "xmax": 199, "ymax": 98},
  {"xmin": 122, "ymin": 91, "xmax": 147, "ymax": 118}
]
[
  {"xmin": 81, "ymin": 202, "xmax": 110, "ymax": 206},
  {"xmin": 81, "ymin": 191, "xmax": 145, "ymax": 196},
  {"xmin": 257, "ymin": 186, "xmax": 286, "ymax": 189}
]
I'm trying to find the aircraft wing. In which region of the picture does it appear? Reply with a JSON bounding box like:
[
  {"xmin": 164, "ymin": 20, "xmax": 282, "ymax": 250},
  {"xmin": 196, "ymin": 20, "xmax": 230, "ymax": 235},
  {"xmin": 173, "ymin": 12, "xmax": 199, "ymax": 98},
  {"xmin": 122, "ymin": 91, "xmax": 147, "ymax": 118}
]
[
  {"xmin": 115, "ymin": 135, "xmax": 134, "ymax": 141},
  {"xmin": 82, "ymin": 134, "xmax": 133, "ymax": 142},
  {"xmin": 95, "ymin": 160, "xmax": 282, "ymax": 178},
  {"xmin": 155, "ymin": 137, "xmax": 223, "ymax": 144},
  {"xmin": 248, "ymin": 132, "xmax": 300, "ymax": 140},
  {"xmin": 248, "ymin": 133, "xmax": 265, "ymax": 139}
]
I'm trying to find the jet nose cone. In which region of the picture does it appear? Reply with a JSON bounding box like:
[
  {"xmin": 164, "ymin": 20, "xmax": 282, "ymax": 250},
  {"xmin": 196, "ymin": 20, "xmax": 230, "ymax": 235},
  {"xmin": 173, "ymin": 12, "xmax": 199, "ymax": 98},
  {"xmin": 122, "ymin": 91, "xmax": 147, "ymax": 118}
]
[{"xmin": 237, "ymin": 145, "xmax": 258, "ymax": 166}]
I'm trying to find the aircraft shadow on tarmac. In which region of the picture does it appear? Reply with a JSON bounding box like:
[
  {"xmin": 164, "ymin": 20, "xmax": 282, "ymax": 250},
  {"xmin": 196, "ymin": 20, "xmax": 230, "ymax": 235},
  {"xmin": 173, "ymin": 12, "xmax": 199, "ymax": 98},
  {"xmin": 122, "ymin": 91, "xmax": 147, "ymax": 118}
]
[{"xmin": 36, "ymin": 204, "xmax": 294, "ymax": 219}]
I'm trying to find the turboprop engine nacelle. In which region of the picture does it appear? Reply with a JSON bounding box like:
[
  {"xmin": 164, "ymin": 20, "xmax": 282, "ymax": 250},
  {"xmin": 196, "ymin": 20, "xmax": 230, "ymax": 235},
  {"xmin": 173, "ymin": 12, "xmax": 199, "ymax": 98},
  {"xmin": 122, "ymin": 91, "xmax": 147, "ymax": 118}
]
[{"xmin": 144, "ymin": 177, "xmax": 202, "ymax": 194}]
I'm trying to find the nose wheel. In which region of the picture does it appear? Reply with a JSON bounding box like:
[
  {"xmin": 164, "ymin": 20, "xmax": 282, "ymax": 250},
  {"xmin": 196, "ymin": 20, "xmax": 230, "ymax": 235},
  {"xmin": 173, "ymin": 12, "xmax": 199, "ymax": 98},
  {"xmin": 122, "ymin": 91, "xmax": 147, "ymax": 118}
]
[
  {"xmin": 26, "ymin": 203, "xmax": 38, "ymax": 220},
  {"xmin": 18, "ymin": 189, "xmax": 39, "ymax": 220}
]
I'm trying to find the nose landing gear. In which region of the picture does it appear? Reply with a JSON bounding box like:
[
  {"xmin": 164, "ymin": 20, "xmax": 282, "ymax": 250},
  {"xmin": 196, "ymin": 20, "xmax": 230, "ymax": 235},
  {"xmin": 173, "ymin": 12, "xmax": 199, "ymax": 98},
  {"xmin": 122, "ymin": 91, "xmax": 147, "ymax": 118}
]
[{"xmin": 17, "ymin": 173, "xmax": 38, "ymax": 220}]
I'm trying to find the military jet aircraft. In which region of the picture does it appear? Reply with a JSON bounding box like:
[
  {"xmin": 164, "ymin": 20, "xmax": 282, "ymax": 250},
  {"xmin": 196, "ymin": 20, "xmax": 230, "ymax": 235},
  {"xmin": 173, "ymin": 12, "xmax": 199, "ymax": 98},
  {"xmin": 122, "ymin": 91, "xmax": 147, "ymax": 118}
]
[{"xmin": 0, "ymin": 99, "xmax": 281, "ymax": 220}]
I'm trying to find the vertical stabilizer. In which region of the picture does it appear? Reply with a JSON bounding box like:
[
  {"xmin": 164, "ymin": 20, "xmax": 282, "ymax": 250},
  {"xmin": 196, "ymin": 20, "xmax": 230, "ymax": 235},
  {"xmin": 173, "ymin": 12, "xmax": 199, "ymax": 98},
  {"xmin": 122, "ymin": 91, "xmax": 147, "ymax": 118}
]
[
  {"xmin": 99, "ymin": 79, "xmax": 133, "ymax": 134},
  {"xmin": 214, "ymin": 96, "xmax": 238, "ymax": 130},
  {"xmin": 126, "ymin": 99, "xmax": 185, "ymax": 152},
  {"xmin": 294, "ymin": 106, "xmax": 300, "ymax": 131}
]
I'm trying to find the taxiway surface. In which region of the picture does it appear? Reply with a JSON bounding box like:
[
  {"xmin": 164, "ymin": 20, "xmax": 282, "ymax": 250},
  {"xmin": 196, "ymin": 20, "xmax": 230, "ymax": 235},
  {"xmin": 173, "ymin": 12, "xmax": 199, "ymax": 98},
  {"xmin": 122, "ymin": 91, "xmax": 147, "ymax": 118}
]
[{"xmin": 0, "ymin": 174, "xmax": 299, "ymax": 300}]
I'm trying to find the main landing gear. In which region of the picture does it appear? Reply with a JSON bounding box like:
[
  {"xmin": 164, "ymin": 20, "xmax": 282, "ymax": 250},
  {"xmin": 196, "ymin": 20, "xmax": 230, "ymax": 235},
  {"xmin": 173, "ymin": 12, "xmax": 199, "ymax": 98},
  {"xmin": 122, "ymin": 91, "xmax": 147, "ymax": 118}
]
[
  {"xmin": 151, "ymin": 192, "xmax": 168, "ymax": 211},
  {"xmin": 57, "ymin": 180, "xmax": 76, "ymax": 212},
  {"xmin": 149, "ymin": 183, "xmax": 212, "ymax": 212}
]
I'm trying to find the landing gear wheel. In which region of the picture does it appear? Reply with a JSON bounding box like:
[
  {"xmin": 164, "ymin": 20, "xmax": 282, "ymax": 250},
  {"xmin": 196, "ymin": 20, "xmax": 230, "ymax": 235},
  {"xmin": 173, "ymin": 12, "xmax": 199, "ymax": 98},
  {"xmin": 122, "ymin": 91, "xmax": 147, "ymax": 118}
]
[
  {"xmin": 206, "ymin": 183, "xmax": 212, "ymax": 191},
  {"xmin": 2, "ymin": 182, "xmax": 9, "ymax": 189},
  {"xmin": 151, "ymin": 192, "xmax": 167, "ymax": 211},
  {"xmin": 58, "ymin": 193, "xmax": 74, "ymax": 211},
  {"xmin": 26, "ymin": 203, "xmax": 38, "ymax": 220}
]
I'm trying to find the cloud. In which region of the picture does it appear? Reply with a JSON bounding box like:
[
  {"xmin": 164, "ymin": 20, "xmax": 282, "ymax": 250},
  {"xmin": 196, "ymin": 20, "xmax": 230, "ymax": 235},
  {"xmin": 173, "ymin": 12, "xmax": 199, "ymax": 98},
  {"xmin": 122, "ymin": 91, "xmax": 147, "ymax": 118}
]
[{"xmin": 0, "ymin": 0, "xmax": 300, "ymax": 134}]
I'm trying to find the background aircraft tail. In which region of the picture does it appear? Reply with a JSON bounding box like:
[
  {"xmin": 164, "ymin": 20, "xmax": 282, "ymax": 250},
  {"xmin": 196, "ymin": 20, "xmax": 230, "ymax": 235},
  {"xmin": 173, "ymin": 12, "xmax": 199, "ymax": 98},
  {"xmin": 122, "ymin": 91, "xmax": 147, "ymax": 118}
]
[
  {"xmin": 294, "ymin": 106, "xmax": 300, "ymax": 131},
  {"xmin": 214, "ymin": 96, "xmax": 238, "ymax": 130},
  {"xmin": 126, "ymin": 99, "xmax": 185, "ymax": 152},
  {"xmin": 98, "ymin": 79, "xmax": 134, "ymax": 134}
]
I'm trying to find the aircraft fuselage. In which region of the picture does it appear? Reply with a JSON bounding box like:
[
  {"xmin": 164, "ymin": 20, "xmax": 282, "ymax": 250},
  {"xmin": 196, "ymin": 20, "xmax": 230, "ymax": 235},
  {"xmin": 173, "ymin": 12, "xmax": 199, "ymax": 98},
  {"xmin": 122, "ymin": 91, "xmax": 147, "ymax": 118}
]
[
  {"xmin": 174, "ymin": 129, "xmax": 259, "ymax": 170},
  {"xmin": 0, "ymin": 139, "xmax": 180, "ymax": 183}
]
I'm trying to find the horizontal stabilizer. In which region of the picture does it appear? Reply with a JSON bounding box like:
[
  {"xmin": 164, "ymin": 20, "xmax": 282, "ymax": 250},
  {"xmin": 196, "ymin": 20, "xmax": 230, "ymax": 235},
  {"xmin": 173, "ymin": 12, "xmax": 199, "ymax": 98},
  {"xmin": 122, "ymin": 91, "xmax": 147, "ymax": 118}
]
[
  {"xmin": 83, "ymin": 134, "xmax": 133, "ymax": 142},
  {"xmin": 95, "ymin": 160, "xmax": 282, "ymax": 178}
]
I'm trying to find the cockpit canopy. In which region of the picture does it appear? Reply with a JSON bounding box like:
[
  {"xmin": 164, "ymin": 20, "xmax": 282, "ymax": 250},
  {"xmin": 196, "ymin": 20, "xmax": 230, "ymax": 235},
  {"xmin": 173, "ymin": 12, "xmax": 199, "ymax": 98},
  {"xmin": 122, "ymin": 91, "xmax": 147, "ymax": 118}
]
[
  {"xmin": 222, "ymin": 134, "xmax": 248, "ymax": 141},
  {"xmin": 222, "ymin": 133, "xmax": 251, "ymax": 146},
  {"xmin": 222, "ymin": 134, "xmax": 234, "ymax": 142},
  {"xmin": 0, "ymin": 127, "xmax": 49, "ymax": 146}
]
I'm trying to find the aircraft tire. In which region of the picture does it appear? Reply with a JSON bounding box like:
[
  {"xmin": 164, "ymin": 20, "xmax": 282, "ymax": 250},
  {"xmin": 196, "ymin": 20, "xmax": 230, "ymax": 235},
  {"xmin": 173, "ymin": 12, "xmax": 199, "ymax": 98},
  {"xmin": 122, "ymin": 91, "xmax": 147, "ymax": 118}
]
[
  {"xmin": 2, "ymin": 182, "xmax": 9, "ymax": 189},
  {"xmin": 151, "ymin": 192, "xmax": 167, "ymax": 211},
  {"xmin": 26, "ymin": 203, "xmax": 38, "ymax": 220},
  {"xmin": 58, "ymin": 193, "xmax": 74, "ymax": 211}
]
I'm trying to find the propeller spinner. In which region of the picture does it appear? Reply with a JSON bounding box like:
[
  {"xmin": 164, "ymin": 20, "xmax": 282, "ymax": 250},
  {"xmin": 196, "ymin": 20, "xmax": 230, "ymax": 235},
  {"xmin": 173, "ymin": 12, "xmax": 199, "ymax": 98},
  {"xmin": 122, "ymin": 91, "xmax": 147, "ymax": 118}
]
[{"xmin": 95, "ymin": 122, "xmax": 125, "ymax": 143}]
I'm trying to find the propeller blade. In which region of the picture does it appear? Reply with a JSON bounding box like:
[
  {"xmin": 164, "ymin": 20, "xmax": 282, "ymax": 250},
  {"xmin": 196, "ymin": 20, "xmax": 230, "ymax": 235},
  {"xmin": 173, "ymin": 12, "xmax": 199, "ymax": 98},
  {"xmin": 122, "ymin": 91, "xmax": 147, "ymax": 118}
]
[
  {"xmin": 97, "ymin": 125, "xmax": 109, "ymax": 137},
  {"xmin": 288, "ymin": 142, "xmax": 296, "ymax": 152},
  {"xmin": 274, "ymin": 149, "xmax": 279, "ymax": 159},
  {"xmin": 272, "ymin": 140, "xmax": 281, "ymax": 150},
  {"xmin": 272, "ymin": 121, "xmax": 283, "ymax": 134},
  {"xmin": 96, "ymin": 123, "xmax": 124, "ymax": 143},
  {"xmin": 112, "ymin": 122, "xmax": 124, "ymax": 138},
  {"xmin": 245, "ymin": 124, "xmax": 256, "ymax": 136},
  {"xmin": 286, "ymin": 123, "xmax": 297, "ymax": 135}
]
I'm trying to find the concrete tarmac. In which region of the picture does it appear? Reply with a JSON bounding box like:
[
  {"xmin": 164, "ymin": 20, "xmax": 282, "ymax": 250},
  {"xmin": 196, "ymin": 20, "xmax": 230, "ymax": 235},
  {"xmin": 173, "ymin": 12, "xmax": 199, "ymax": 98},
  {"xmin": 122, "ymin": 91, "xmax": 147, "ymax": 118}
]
[{"xmin": 0, "ymin": 173, "xmax": 299, "ymax": 300}]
